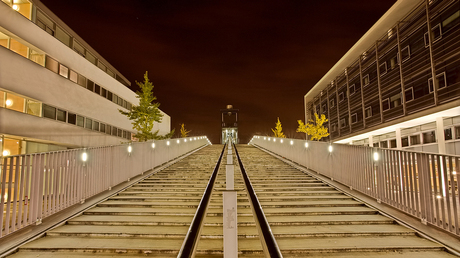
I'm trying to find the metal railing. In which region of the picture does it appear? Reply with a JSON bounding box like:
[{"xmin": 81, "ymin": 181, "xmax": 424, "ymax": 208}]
[
  {"xmin": 250, "ymin": 136, "xmax": 460, "ymax": 237},
  {"xmin": 233, "ymin": 143, "xmax": 283, "ymax": 257},
  {"xmin": 0, "ymin": 137, "xmax": 209, "ymax": 238},
  {"xmin": 177, "ymin": 143, "xmax": 226, "ymax": 257}
]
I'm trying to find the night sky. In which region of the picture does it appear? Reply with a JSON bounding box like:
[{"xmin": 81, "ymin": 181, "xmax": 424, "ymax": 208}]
[{"xmin": 40, "ymin": 0, "xmax": 397, "ymax": 144}]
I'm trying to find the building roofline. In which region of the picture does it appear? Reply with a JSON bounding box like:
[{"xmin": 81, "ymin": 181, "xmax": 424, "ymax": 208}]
[{"xmin": 304, "ymin": 0, "xmax": 424, "ymax": 104}]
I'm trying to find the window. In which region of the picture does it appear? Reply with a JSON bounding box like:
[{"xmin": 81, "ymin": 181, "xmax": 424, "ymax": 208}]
[
  {"xmin": 97, "ymin": 61, "xmax": 106, "ymax": 72},
  {"xmin": 76, "ymin": 115, "xmax": 84, "ymax": 127},
  {"xmin": 338, "ymin": 92, "xmax": 345, "ymax": 102},
  {"xmin": 339, "ymin": 118, "xmax": 346, "ymax": 128},
  {"xmin": 363, "ymin": 74, "xmax": 370, "ymax": 86},
  {"xmin": 422, "ymin": 131, "xmax": 436, "ymax": 144},
  {"xmin": 45, "ymin": 56, "xmax": 59, "ymax": 73},
  {"xmin": 67, "ymin": 113, "xmax": 76, "ymax": 125},
  {"xmin": 379, "ymin": 62, "xmax": 387, "ymax": 76},
  {"xmin": 390, "ymin": 139, "xmax": 397, "ymax": 148},
  {"xmin": 402, "ymin": 137, "xmax": 409, "ymax": 147},
  {"xmin": 5, "ymin": 92, "xmax": 25, "ymax": 112},
  {"xmin": 442, "ymin": 10, "xmax": 460, "ymax": 31},
  {"xmin": 365, "ymin": 107, "xmax": 372, "ymax": 118},
  {"xmin": 410, "ymin": 135, "xmax": 421, "ymax": 145},
  {"xmin": 107, "ymin": 91, "xmax": 113, "ymax": 101},
  {"xmin": 127, "ymin": 102, "xmax": 132, "ymax": 110},
  {"xmin": 0, "ymin": 90, "xmax": 4, "ymax": 107},
  {"xmin": 59, "ymin": 64, "xmax": 68, "ymax": 78},
  {"xmin": 57, "ymin": 109, "xmax": 66, "ymax": 122},
  {"xmin": 118, "ymin": 97, "xmax": 123, "ymax": 106},
  {"xmin": 118, "ymin": 129, "xmax": 122, "ymax": 137},
  {"xmin": 94, "ymin": 84, "xmax": 101, "ymax": 94},
  {"xmin": 107, "ymin": 69, "xmax": 115, "ymax": 78},
  {"xmin": 92, "ymin": 121, "xmax": 99, "ymax": 131},
  {"xmin": 380, "ymin": 141, "xmax": 388, "ymax": 148},
  {"xmin": 428, "ymin": 72, "xmax": 447, "ymax": 92},
  {"xmin": 351, "ymin": 113, "xmax": 358, "ymax": 124},
  {"xmin": 0, "ymin": 32, "xmax": 8, "ymax": 48},
  {"xmin": 330, "ymin": 98, "xmax": 335, "ymax": 108},
  {"xmin": 456, "ymin": 126, "xmax": 460, "ymax": 139},
  {"xmin": 349, "ymin": 84, "xmax": 355, "ymax": 96},
  {"xmin": 112, "ymin": 126, "xmax": 117, "ymax": 136},
  {"xmin": 87, "ymin": 80, "xmax": 94, "ymax": 92},
  {"xmin": 29, "ymin": 49, "xmax": 45, "ymax": 66},
  {"xmin": 112, "ymin": 94, "xmax": 118, "ymax": 104},
  {"xmin": 101, "ymin": 88, "xmax": 107, "ymax": 98},
  {"xmin": 390, "ymin": 93, "xmax": 401, "ymax": 109},
  {"xmin": 105, "ymin": 125, "xmax": 111, "ymax": 135},
  {"xmin": 401, "ymin": 46, "xmax": 410, "ymax": 62},
  {"xmin": 43, "ymin": 104, "xmax": 56, "ymax": 119},
  {"xmin": 69, "ymin": 70, "xmax": 78, "ymax": 83},
  {"xmin": 444, "ymin": 128, "xmax": 452, "ymax": 140},
  {"xmin": 55, "ymin": 26, "xmax": 71, "ymax": 47},
  {"xmin": 405, "ymin": 87, "xmax": 414, "ymax": 102},
  {"xmin": 26, "ymin": 99, "xmax": 41, "ymax": 117},
  {"xmin": 77, "ymin": 74, "xmax": 86, "ymax": 87},
  {"xmin": 99, "ymin": 123, "xmax": 105, "ymax": 133},
  {"xmin": 85, "ymin": 118, "xmax": 92, "ymax": 130},
  {"xmin": 321, "ymin": 103, "xmax": 327, "ymax": 113},
  {"xmin": 373, "ymin": 143, "xmax": 379, "ymax": 147},
  {"xmin": 36, "ymin": 10, "xmax": 55, "ymax": 36},
  {"xmin": 424, "ymin": 24, "xmax": 442, "ymax": 47},
  {"xmin": 85, "ymin": 51, "xmax": 97, "ymax": 65},
  {"xmin": 331, "ymin": 123, "xmax": 337, "ymax": 132},
  {"xmin": 382, "ymin": 99, "xmax": 390, "ymax": 111},
  {"xmin": 73, "ymin": 40, "xmax": 85, "ymax": 57}
]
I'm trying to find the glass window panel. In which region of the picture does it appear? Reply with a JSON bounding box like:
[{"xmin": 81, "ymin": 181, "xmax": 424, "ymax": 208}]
[
  {"xmin": 118, "ymin": 97, "xmax": 123, "ymax": 106},
  {"xmin": 112, "ymin": 126, "xmax": 117, "ymax": 136},
  {"xmin": 59, "ymin": 64, "xmax": 68, "ymax": 78},
  {"xmin": 57, "ymin": 109, "xmax": 66, "ymax": 122},
  {"xmin": 67, "ymin": 113, "xmax": 76, "ymax": 125},
  {"xmin": 36, "ymin": 9, "xmax": 54, "ymax": 30},
  {"xmin": 0, "ymin": 90, "xmax": 4, "ymax": 108},
  {"xmin": 94, "ymin": 84, "xmax": 101, "ymax": 94},
  {"xmin": 5, "ymin": 92, "xmax": 25, "ymax": 112},
  {"xmin": 55, "ymin": 26, "xmax": 71, "ymax": 47},
  {"xmin": 73, "ymin": 40, "xmax": 85, "ymax": 57},
  {"xmin": 85, "ymin": 51, "xmax": 96, "ymax": 65},
  {"xmin": 42, "ymin": 104, "xmax": 56, "ymax": 119},
  {"xmin": 76, "ymin": 115, "xmax": 84, "ymax": 127},
  {"xmin": 380, "ymin": 141, "xmax": 388, "ymax": 148},
  {"xmin": 92, "ymin": 121, "xmax": 99, "ymax": 131},
  {"xmin": 410, "ymin": 135, "xmax": 421, "ymax": 145},
  {"xmin": 26, "ymin": 99, "xmax": 41, "ymax": 117},
  {"xmin": 16, "ymin": 1, "xmax": 31, "ymax": 19},
  {"xmin": 69, "ymin": 70, "xmax": 78, "ymax": 83},
  {"xmin": 422, "ymin": 131, "xmax": 436, "ymax": 144},
  {"xmin": 444, "ymin": 128, "xmax": 452, "ymax": 140},
  {"xmin": 0, "ymin": 31, "xmax": 9, "ymax": 48},
  {"xmin": 107, "ymin": 69, "xmax": 115, "ymax": 78},
  {"xmin": 3, "ymin": 138, "xmax": 21, "ymax": 156},
  {"xmin": 29, "ymin": 49, "xmax": 45, "ymax": 66},
  {"xmin": 87, "ymin": 80, "xmax": 94, "ymax": 91},
  {"xmin": 118, "ymin": 129, "xmax": 122, "ymax": 137},
  {"xmin": 101, "ymin": 88, "xmax": 107, "ymax": 98},
  {"xmin": 456, "ymin": 126, "xmax": 460, "ymax": 139},
  {"xmin": 97, "ymin": 61, "xmax": 106, "ymax": 72},
  {"xmin": 401, "ymin": 137, "xmax": 409, "ymax": 147},
  {"xmin": 107, "ymin": 91, "xmax": 112, "ymax": 101},
  {"xmin": 45, "ymin": 56, "xmax": 59, "ymax": 73},
  {"xmin": 77, "ymin": 74, "xmax": 86, "ymax": 87},
  {"xmin": 105, "ymin": 125, "xmax": 111, "ymax": 135},
  {"xmin": 127, "ymin": 102, "xmax": 132, "ymax": 110},
  {"xmin": 99, "ymin": 123, "xmax": 105, "ymax": 132},
  {"xmin": 390, "ymin": 139, "xmax": 397, "ymax": 148},
  {"xmin": 9, "ymin": 38, "xmax": 28, "ymax": 58},
  {"xmin": 85, "ymin": 118, "xmax": 92, "ymax": 129},
  {"xmin": 112, "ymin": 94, "xmax": 118, "ymax": 104}
]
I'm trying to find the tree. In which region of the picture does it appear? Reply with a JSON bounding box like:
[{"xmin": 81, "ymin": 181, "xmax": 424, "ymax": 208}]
[
  {"xmin": 297, "ymin": 113, "xmax": 330, "ymax": 141},
  {"xmin": 180, "ymin": 123, "xmax": 191, "ymax": 138},
  {"xmin": 271, "ymin": 117, "xmax": 286, "ymax": 138},
  {"xmin": 119, "ymin": 72, "xmax": 174, "ymax": 142}
]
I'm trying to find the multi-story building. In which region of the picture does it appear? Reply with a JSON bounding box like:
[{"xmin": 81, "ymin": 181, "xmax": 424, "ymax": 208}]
[
  {"xmin": 304, "ymin": 0, "xmax": 460, "ymax": 155},
  {"xmin": 0, "ymin": 0, "xmax": 171, "ymax": 156}
]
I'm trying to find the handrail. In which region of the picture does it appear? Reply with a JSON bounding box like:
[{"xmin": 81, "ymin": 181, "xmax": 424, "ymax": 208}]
[
  {"xmin": 177, "ymin": 143, "xmax": 227, "ymax": 257},
  {"xmin": 233, "ymin": 144, "xmax": 283, "ymax": 258}
]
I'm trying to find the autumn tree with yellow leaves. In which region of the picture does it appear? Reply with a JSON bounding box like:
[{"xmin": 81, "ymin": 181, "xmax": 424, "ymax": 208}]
[
  {"xmin": 180, "ymin": 123, "xmax": 191, "ymax": 138},
  {"xmin": 297, "ymin": 113, "xmax": 330, "ymax": 141},
  {"xmin": 271, "ymin": 117, "xmax": 286, "ymax": 138}
]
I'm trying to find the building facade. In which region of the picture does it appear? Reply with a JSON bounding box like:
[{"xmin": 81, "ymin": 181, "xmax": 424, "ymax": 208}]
[
  {"xmin": 0, "ymin": 0, "xmax": 171, "ymax": 156},
  {"xmin": 304, "ymin": 0, "xmax": 460, "ymax": 155}
]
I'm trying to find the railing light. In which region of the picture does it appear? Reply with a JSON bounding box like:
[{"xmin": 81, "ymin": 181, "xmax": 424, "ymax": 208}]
[
  {"xmin": 304, "ymin": 142, "xmax": 308, "ymax": 148},
  {"xmin": 167, "ymin": 141, "xmax": 170, "ymax": 146},
  {"xmin": 268, "ymin": 137, "xmax": 271, "ymax": 141},
  {"xmin": 184, "ymin": 139, "xmax": 187, "ymax": 142},
  {"xmin": 436, "ymin": 195, "xmax": 442, "ymax": 199},
  {"xmin": 274, "ymin": 139, "xmax": 276, "ymax": 142},
  {"xmin": 280, "ymin": 139, "xmax": 283, "ymax": 143},
  {"xmin": 151, "ymin": 142, "xmax": 155, "ymax": 148},
  {"xmin": 81, "ymin": 152, "xmax": 88, "ymax": 162},
  {"xmin": 328, "ymin": 145, "xmax": 333, "ymax": 153},
  {"xmin": 264, "ymin": 137, "xmax": 266, "ymax": 140},
  {"xmin": 290, "ymin": 140, "xmax": 293, "ymax": 145},
  {"xmin": 373, "ymin": 152, "xmax": 379, "ymax": 161},
  {"xmin": 177, "ymin": 140, "xmax": 180, "ymax": 144},
  {"xmin": 128, "ymin": 146, "xmax": 132, "ymax": 153}
]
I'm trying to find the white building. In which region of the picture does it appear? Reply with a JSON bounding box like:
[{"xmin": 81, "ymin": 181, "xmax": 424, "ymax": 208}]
[{"xmin": 0, "ymin": 0, "xmax": 171, "ymax": 156}]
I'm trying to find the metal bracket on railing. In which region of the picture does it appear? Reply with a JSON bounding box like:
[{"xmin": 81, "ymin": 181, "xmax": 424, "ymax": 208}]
[
  {"xmin": 35, "ymin": 219, "xmax": 42, "ymax": 225},
  {"xmin": 108, "ymin": 187, "xmax": 112, "ymax": 191},
  {"xmin": 80, "ymin": 199, "xmax": 85, "ymax": 204},
  {"xmin": 421, "ymin": 218, "xmax": 427, "ymax": 225},
  {"xmin": 377, "ymin": 199, "xmax": 382, "ymax": 204},
  {"xmin": 127, "ymin": 178, "xmax": 130, "ymax": 182},
  {"xmin": 350, "ymin": 186, "xmax": 353, "ymax": 191}
]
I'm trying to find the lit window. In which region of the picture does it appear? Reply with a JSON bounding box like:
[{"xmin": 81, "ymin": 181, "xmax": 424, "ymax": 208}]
[
  {"xmin": 9, "ymin": 38, "xmax": 28, "ymax": 58},
  {"xmin": 5, "ymin": 92, "xmax": 25, "ymax": 112},
  {"xmin": 29, "ymin": 49, "xmax": 45, "ymax": 66},
  {"xmin": 59, "ymin": 64, "xmax": 69, "ymax": 78},
  {"xmin": 26, "ymin": 99, "xmax": 41, "ymax": 117},
  {"xmin": 69, "ymin": 70, "xmax": 78, "ymax": 83},
  {"xmin": 77, "ymin": 74, "xmax": 86, "ymax": 87}
]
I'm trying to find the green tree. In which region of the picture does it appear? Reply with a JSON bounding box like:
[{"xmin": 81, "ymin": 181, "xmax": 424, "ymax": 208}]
[
  {"xmin": 297, "ymin": 113, "xmax": 330, "ymax": 141},
  {"xmin": 180, "ymin": 123, "xmax": 191, "ymax": 138},
  {"xmin": 271, "ymin": 117, "xmax": 286, "ymax": 138},
  {"xmin": 119, "ymin": 72, "xmax": 174, "ymax": 141}
]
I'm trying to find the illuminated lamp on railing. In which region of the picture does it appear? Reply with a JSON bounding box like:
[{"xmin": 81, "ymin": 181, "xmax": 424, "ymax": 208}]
[
  {"xmin": 304, "ymin": 142, "xmax": 309, "ymax": 148},
  {"xmin": 166, "ymin": 141, "xmax": 170, "ymax": 146},
  {"xmin": 280, "ymin": 139, "xmax": 283, "ymax": 143},
  {"xmin": 184, "ymin": 139, "xmax": 187, "ymax": 142},
  {"xmin": 328, "ymin": 145, "xmax": 333, "ymax": 153},
  {"xmin": 373, "ymin": 152, "xmax": 379, "ymax": 161},
  {"xmin": 264, "ymin": 137, "xmax": 266, "ymax": 140},
  {"xmin": 290, "ymin": 140, "xmax": 293, "ymax": 145},
  {"xmin": 268, "ymin": 137, "xmax": 271, "ymax": 141},
  {"xmin": 127, "ymin": 145, "xmax": 132, "ymax": 155},
  {"xmin": 274, "ymin": 138, "xmax": 276, "ymax": 142},
  {"xmin": 151, "ymin": 142, "xmax": 156, "ymax": 149},
  {"xmin": 81, "ymin": 152, "xmax": 88, "ymax": 162},
  {"xmin": 177, "ymin": 139, "xmax": 180, "ymax": 144}
]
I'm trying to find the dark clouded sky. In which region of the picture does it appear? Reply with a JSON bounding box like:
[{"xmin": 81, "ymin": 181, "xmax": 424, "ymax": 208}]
[{"xmin": 40, "ymin": 0, "xmax": 396, "ymax": 143}]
